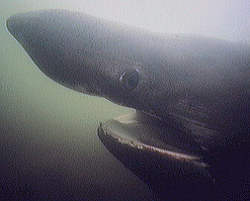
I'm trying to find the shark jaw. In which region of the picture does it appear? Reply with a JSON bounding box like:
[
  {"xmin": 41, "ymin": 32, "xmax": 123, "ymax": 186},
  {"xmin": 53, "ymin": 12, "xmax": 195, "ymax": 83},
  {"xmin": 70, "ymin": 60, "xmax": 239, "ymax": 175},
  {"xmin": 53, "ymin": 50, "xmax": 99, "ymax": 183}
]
[{"xmin": 97, "ymin": 112, "xmax": 215, "ymax": 201}]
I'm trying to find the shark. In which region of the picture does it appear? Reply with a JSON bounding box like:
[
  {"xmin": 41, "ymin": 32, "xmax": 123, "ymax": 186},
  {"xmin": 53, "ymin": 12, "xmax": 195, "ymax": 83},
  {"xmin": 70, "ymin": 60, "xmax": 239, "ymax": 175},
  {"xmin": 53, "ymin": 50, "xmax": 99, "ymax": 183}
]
[{"xmin": 6, "ymin": 9, "xmax": 250, "ymax": 201}]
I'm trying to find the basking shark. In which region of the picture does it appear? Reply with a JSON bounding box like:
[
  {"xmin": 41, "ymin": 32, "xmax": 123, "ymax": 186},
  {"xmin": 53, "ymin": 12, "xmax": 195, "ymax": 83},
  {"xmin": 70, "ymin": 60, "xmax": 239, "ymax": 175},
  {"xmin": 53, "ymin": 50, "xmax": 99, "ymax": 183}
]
[{"xmin": 6, "ymin": 10, "xmax": 250, "ymax": 201}]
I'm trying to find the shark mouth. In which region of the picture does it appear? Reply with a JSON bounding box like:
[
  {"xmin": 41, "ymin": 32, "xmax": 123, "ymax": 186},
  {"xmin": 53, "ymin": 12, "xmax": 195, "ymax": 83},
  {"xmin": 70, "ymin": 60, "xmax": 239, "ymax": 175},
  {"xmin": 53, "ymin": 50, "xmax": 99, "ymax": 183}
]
[{"xmin": 97, "ymin": 112, "xmax": 215, "ymax": 201}]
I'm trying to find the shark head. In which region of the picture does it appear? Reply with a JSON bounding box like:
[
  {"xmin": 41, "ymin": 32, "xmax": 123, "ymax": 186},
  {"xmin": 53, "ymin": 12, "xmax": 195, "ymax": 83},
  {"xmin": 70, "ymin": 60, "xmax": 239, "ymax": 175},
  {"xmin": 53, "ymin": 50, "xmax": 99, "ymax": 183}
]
[
  {"xmin": 6, "ymin": 9, "xmax": 173, "ymax": 114},
  {"xmin": 6, "ymin": 9, "xmax": 250, "ymax": 201}
]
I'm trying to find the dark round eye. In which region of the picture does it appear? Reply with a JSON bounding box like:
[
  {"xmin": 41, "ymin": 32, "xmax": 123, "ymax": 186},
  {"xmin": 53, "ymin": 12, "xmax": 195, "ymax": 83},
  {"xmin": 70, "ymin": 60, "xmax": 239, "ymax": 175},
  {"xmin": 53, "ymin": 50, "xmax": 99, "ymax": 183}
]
[{"xmin": 119, "ymin": 69, "xmax": 139, "ymax": 90}]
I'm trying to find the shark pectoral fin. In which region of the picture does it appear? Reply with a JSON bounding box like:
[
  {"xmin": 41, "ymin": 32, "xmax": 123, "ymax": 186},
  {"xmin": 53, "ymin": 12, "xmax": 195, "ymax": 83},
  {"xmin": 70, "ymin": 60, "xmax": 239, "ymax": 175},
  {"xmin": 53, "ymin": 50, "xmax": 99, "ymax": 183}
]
[{"xmin": 97, "ymin": 112, "xmax": 215, "ymax": 201}]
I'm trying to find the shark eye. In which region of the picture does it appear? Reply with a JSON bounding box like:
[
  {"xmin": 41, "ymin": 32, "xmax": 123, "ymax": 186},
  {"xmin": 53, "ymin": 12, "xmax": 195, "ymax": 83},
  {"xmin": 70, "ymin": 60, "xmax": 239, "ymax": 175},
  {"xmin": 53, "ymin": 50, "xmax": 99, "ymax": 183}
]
[{"xmin": 119, "ymin": 69, "xmax": 139, "ymax": 90}]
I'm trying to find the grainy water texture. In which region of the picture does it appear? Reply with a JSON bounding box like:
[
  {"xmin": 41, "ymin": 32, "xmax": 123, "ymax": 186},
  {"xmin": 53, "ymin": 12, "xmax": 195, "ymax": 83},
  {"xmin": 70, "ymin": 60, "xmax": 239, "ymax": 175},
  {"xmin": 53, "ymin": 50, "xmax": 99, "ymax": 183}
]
[{"xmin": 0, "ymin": 1, "xmax": 249, "ymax": 201}]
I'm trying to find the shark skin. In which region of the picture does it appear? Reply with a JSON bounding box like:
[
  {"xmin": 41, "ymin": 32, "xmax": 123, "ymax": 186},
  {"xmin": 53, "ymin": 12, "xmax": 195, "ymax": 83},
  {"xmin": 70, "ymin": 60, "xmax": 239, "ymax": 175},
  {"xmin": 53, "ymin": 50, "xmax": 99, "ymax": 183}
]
[{"xmin": 6, "ymin": 9, "xmax": 250, "ymax": 201}]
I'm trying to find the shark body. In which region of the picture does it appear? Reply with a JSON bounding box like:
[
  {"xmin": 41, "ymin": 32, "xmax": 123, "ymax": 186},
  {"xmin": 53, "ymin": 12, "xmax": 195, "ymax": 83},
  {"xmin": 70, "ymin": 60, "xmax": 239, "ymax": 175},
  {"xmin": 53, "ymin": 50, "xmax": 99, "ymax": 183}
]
[{"xmin": 6, "ymin": 10, "xmax": 250, "ymax": 201}]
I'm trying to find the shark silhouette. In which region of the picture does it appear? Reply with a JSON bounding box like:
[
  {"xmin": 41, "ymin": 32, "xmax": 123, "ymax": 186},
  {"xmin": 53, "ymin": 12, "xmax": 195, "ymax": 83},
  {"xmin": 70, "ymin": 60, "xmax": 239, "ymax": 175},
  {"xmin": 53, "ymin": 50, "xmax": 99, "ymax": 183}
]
[{"xmin": 7, "ymin": 9, "xmax": 250, "ymax": 201}]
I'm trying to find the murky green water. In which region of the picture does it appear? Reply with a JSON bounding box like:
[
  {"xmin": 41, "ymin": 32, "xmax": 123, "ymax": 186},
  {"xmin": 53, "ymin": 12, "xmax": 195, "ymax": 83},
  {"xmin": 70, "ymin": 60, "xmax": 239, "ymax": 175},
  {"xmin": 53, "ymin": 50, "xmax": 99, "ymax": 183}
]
[
  {"xmin": 1, "ymin": 1, "xmax": 249, "ymax": 200},
  {"xmin": 0, "ymin": 1, "xmax": 153, "ymax": 200}
]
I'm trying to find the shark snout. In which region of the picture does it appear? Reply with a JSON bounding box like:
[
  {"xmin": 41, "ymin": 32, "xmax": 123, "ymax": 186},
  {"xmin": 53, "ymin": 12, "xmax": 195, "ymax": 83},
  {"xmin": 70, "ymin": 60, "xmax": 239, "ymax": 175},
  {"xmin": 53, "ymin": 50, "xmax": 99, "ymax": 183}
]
[
  {"xmin": 6, "ymin": 14, "xmax": 27, "ymax": 44},
  {"xmin": 5, "ymin": 10, "xmax": 110, "ymax": 95},
  {"xmin": 6, "ymin": 16, "xmax": 15, "ymax": 36}
]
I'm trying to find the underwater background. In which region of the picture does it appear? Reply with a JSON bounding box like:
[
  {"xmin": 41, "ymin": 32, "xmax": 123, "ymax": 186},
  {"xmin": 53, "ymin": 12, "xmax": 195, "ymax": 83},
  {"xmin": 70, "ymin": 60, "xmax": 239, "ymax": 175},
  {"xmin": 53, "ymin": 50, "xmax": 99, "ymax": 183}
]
[{"xmin": 0, "ymin": 1, "xmax": 249, "ymax": 201}]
